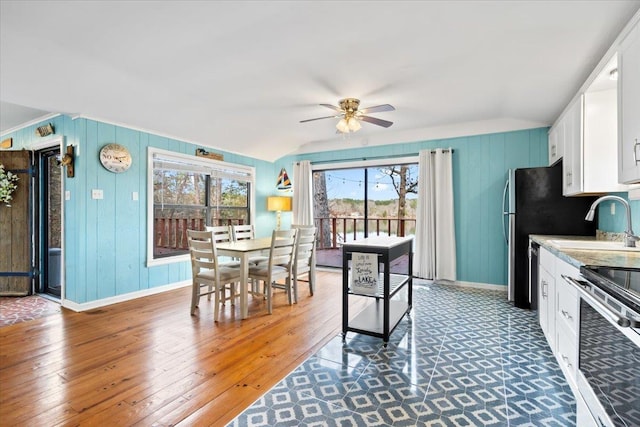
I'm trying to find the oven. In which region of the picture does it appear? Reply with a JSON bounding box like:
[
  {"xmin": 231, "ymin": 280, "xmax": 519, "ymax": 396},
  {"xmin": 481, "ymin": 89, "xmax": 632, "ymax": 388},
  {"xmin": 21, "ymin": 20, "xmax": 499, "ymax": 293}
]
[{"xmin": 562, "ymin": 266, "xmax": 640, "ymax": 427}]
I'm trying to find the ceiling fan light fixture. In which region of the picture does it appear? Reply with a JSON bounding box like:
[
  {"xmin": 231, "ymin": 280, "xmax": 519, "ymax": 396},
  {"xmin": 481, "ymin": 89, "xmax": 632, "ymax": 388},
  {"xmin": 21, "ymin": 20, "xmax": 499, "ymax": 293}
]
[
  {"xmin": 347, "ymin": 116, "xmax": 361, "ymax": 131},
  {"xmin": 336, "ymin": 118, "xmax": 350, "ymax": 133},
  {"xmin": 303, "ymin": 97, "xmax": 394, "ymax": 134}
]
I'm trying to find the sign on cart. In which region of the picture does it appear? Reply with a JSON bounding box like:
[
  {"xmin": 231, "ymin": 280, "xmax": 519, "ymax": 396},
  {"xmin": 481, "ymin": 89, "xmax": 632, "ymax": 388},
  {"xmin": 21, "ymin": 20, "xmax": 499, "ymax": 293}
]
[{"xmin": 350, "ymin": 252, "xmax": 378, "ymax": 295}]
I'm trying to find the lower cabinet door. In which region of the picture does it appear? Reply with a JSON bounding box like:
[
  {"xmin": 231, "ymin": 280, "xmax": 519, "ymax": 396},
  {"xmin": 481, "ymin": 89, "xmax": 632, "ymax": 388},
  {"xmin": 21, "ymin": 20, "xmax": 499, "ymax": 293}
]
[{"xmin": 576, "ymin": 391, "xmax": 598, "ymax": 427}]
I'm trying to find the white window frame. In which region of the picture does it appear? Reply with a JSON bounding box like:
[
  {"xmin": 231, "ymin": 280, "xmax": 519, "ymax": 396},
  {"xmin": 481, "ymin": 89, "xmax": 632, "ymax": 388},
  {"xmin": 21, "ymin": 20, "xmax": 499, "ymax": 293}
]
[{"xmin": 146, "ymin": 147, "xmax": 255, "ymax": 267}]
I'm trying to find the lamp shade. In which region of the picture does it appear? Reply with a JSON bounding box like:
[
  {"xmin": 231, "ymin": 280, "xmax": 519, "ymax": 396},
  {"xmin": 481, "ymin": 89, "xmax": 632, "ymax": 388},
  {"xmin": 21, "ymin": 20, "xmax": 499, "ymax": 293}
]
[{"xmin": 267, "ymin": 196, "xmax": 292, "ymax": 212}]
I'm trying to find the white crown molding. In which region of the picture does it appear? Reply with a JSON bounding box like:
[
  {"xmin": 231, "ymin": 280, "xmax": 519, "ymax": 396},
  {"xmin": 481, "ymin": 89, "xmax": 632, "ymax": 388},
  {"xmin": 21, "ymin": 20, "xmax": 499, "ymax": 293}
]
[{"xmin": 0, "ymin": 113, "xmax": 61, "ymax": 138}]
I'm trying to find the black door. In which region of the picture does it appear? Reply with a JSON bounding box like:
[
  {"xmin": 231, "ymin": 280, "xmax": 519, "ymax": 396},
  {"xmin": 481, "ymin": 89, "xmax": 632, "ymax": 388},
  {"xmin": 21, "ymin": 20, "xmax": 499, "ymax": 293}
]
[{"xmin": 37, "ymin": 148, "xmax": 62, "ymax": 298}]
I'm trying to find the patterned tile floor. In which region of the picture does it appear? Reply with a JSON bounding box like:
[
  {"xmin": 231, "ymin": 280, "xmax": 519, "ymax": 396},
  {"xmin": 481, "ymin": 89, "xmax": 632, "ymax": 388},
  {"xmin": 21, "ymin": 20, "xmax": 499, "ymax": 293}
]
[
  {"xmin": 0, "ymin": 295, "xmax": 61, "ymax": 327},
  {"xmin": 229, "ymin": 281, "xmax": 575, "ymax": 426}
]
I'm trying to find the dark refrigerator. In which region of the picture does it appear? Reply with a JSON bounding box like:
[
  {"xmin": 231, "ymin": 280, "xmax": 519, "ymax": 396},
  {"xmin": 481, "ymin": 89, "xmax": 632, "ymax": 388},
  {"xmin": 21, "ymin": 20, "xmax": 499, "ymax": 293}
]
[{"xmin": 502, "ymin": 161, "xmax": 597, "ymax": 309}]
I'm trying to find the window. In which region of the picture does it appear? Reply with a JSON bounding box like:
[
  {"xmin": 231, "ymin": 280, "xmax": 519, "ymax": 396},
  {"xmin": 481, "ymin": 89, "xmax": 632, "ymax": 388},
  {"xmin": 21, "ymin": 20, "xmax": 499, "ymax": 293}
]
[
  {"xmin": 312, "ymin": 157, "xmax": 418, "ymax": 268},
  {"xmin": 147, "ymin": 148, "xmax": 255, "ymax": 265}
]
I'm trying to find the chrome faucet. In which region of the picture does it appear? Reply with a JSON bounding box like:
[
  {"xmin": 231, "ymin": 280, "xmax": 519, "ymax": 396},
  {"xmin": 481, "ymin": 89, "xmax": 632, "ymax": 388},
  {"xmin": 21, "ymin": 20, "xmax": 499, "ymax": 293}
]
[{"xmin": 585, "ymin": 195, "xmax": 639, "ymax": 248}]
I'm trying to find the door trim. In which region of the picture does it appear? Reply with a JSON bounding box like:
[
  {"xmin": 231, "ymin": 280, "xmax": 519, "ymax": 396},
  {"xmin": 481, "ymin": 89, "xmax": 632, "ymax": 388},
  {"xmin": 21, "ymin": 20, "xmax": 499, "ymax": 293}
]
[{"xmin": 32, "ymin": 136, "xmax": 66, "ymax": 302}]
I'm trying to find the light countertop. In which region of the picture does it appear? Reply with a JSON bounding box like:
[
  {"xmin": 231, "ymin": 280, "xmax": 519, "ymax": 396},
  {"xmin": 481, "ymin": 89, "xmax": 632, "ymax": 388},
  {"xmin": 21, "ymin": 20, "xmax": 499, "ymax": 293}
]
[{"xmin": 530, "ymin": 235, "xmax": 640, "ymax": 269}]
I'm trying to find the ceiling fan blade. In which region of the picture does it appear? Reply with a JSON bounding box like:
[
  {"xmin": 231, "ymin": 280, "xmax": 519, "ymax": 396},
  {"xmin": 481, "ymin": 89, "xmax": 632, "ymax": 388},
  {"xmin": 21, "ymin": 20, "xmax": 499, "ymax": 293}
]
[
  {"xmin": 300, "ymin": 115, "xmax": 339, "ymax": 123},
  {"xmin": 360, "ymin": 115, "xmax": 393, "ymax": 128},
  {"xmin": 359, "ymin": 104, "xmax": 395, "ymax": 114},
  {"xmin": 319, "ymin": 103, "xmax": 343, "ymax": 112}
]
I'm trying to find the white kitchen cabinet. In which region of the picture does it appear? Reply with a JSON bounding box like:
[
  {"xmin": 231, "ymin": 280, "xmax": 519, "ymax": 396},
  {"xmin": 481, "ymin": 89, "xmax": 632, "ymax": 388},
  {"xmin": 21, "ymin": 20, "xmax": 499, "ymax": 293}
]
[
  {"xmin": 562, "ymin": 89, "xmax": 630, "ymax": 196},
  {"xmin": 618, "ymin": 20, "xmax": 640, "ymax": 184},
  {"xmin": 576, "ymin": 392, "xmax": 598, "ymax": 427},
  {"xmin": 538, "ymin": 247, "xmax": 556, "ymax": 351},
  {"xmin": 554, "ymin": 257, "xmax": 579, "ymax": 388},
  {"xmin": 535, "ymin": 243, "xmax": 581, "ymax": 392},
  {"xmin": 548, "ymin": 121, "xmax": 563, "ymax": 165},
  {"xmin": 563, "ymin": 95, "xmax": 583, "ymax": 195}
]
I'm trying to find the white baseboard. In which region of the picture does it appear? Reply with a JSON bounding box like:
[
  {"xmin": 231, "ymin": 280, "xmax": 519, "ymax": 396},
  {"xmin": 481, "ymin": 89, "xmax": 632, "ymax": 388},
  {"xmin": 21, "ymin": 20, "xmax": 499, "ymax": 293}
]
[
  {"xmin": 61, "ymin": 280, "xmax": 191, "ymax": 312},
  {"xmin": 415, "ymin": 278, "xmax": 507, "ymax": 292},
  {"xmin": 446, "ymin": 280, "xmax": 507, "ymax": 292}
]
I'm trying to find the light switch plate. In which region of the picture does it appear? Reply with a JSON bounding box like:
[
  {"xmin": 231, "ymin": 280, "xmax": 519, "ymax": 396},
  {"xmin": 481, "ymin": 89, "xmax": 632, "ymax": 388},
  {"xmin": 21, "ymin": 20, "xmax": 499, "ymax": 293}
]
[
  {"xmin": 65, "ymin": 190, "xmax": 71, "ymax": 201},
  {"xmin": 132, "ymin": 191, "xmax": 138, "ymax": 201},
  {"xmin": 92, "ymin": 189, "xmax": 103, "ymax": 200}
]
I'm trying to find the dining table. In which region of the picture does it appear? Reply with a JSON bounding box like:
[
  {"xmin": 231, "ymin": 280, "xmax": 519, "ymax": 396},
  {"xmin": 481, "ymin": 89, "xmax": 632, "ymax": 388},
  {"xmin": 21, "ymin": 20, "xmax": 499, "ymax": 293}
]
[{"xmin": 216, "ymin": 237, "xmax": 272, "ymax": 319}]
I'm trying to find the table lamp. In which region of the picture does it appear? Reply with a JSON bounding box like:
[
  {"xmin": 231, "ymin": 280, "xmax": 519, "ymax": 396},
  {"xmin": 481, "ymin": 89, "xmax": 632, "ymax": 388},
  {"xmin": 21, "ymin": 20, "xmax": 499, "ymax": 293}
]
[{"xmin": 267, "ymin": 196, "xmax": 292, "ymax": 230}]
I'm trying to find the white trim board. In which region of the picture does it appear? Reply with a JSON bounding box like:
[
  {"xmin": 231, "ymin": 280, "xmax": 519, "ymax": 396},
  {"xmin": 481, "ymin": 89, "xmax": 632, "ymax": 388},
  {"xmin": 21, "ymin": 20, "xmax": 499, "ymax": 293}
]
[
  {"xmin": 414, "ymin": 278, "xmax": 508, "ymax": 293},
  {"xmin": 61, "ymin": 280, "xmax": 191, "ymax": 312}
]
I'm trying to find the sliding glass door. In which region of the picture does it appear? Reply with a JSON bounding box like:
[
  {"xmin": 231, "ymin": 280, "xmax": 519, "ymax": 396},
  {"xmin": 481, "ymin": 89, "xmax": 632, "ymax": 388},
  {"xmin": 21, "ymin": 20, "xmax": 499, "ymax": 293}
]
[{"xmin": 312, "ymin": 161, "xmax": 417, "ymax": 268}]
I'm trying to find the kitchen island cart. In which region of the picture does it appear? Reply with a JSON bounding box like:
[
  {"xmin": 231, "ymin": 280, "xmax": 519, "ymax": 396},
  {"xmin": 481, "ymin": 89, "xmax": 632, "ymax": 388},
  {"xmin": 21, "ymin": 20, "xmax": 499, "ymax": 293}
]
[{"xmin": 342, "ymin": 236, "xmax": 413, "ymax": 344}]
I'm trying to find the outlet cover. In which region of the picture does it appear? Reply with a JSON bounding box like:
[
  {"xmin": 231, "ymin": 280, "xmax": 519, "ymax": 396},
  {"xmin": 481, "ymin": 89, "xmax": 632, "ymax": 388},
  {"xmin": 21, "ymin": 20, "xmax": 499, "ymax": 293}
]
[{"xmin": 92, "ymin": 189, "xmax": 104, "ymax": 200}]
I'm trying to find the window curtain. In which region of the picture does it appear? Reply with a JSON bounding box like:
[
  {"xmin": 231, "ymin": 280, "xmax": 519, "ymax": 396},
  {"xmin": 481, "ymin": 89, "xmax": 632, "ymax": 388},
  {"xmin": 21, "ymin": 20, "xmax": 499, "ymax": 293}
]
[
  {"xmin": 415, "ymin": 149, "xmax": 456, "ymax": 281},
  {"xmin": 292, "ymin": 160, "xmax": 314, "ymax": 225}
]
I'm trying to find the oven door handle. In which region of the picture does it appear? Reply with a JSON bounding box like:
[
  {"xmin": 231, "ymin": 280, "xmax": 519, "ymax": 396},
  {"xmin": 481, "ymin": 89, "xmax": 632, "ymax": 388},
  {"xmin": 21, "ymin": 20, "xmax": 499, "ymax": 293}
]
[{"xmin": 561, "ymin": 275, "xmax": 634, "ymax": 328}]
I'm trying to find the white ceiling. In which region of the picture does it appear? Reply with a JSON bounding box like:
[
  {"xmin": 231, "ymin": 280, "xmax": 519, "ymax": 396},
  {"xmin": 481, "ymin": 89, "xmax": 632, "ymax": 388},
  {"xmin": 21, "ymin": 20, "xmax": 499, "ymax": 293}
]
[{"xmin": 1, "ymin": 1, "xmax": 638, "ymax": 162}]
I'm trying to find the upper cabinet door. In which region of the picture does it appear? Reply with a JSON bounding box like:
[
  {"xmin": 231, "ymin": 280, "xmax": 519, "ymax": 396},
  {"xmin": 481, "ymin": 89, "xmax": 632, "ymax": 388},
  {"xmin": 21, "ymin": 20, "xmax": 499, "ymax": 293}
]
[
  {"xmin": 562, "ymin": 95, "xmax": 583, "ymax": 196},
  {"xmin": 619, "ymin": 21, "xmax": 640, "ymax": 184},
  {"xmin": 548, "ymin": 123, "xmax": 563, "ymax": 166}
]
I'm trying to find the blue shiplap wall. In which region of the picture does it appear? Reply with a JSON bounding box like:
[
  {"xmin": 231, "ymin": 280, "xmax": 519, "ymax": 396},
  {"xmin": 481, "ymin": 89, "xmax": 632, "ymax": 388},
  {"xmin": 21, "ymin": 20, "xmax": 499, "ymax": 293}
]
[
  {"xmin": 3, "ymin": 115, "xmax": 278, "ymax": 304},
  {"xmin": 280, "ymin": 128, "xmax": 549, "ymax": 287},
  {"xmin": 281, "ymin": 131, "xmax": 638, "ymax": 286},
  {"xmin": 3, "ymin": 116, "xmax": 635, "ymax": 304}
]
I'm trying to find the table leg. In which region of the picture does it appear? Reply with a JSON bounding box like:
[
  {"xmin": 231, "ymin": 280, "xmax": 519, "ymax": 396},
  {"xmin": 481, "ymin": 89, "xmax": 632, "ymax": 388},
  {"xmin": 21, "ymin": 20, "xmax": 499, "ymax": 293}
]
[{"xmin": 240, "ymin": 254, "xmax": 249, "ymax": 319}]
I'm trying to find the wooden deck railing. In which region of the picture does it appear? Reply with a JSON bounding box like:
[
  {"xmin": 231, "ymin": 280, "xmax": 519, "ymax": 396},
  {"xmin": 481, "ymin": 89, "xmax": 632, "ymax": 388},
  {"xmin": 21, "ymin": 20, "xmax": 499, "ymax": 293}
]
[
  {"xmin": 154, "ymin": 218, "xmax": 246, "ymax": 251},
  {"xmin": 154, "ymin": 216, "xmax": 415, "ymax": 252},
  {"xmin": 314, "ymin": 216, "xmax": 416, "ymax": 249}
]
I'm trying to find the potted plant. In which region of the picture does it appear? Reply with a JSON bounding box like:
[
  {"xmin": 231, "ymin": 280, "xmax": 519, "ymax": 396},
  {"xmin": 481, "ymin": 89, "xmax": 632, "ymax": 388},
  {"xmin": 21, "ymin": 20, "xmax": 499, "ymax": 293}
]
[{"xmin": 0, "ymin": 164, "xmax": 19, "ymax": 207}]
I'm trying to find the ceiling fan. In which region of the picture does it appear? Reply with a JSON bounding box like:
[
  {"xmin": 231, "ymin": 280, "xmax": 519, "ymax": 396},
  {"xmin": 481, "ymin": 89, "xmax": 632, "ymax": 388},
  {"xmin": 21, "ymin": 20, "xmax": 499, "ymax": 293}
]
[{"xmin": 300, "ymin": 98, "xmax": 395, "ymax": 133}]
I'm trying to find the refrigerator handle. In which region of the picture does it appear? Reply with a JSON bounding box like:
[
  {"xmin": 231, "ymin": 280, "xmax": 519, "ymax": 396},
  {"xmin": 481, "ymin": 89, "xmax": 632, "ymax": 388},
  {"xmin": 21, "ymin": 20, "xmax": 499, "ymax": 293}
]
[{"xmin": 502, "ymin": 179, "xmax": 509, "ymax": 244}]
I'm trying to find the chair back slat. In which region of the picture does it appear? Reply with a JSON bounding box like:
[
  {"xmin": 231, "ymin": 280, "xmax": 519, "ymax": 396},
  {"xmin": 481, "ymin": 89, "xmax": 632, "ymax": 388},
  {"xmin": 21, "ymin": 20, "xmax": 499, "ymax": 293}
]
[
  {"xmin": 293, "ymin": 226, "xmax": 316, "ymax": 268},
  {"xmin": 268, "ymin": 229, "xmax": 297, "ymax": 270},
  {"xmin": 232, "ymin": 224, "xmax": 255, "ymax": 241},
  {"xmin": 206, "ymin": 225, "xmax": 232, "ymax": 243},
  {"xmin": 187, "ymin": 229, "xmax": 220, "ymax": 274}
]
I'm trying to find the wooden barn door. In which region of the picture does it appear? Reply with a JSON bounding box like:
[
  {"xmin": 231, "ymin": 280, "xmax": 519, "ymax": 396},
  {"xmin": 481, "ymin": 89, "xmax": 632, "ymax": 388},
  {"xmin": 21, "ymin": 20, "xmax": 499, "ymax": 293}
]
[{"xmin": 0, "ymin": 150, "xmax": 33, "ymax": 296}]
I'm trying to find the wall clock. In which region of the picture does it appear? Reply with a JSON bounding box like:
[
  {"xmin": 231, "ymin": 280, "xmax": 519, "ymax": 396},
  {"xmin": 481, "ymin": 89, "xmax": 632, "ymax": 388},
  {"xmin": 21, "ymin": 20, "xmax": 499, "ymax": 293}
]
[{"xmin": 99, "ymin": 143, "xmax": 132, "ymax": 173}]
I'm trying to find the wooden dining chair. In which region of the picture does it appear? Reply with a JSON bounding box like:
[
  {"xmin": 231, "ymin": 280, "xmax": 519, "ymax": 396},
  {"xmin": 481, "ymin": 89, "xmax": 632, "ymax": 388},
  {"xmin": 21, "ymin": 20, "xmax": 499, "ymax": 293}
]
[
  {"xmin": 187, "ymin": 229, "xmax": 242, "ymax": 321},
  {"xmin": 206, "ymin": 225, "xmax": 239, "ymax": 301},
  {"xmin": 248, "ymin": 229, "xmax": 297, "ymax": 314},
  {"xmin": 291, "ymin": 225, "xmax": 317, "ymax": 299},
  {"xmin": 232, "ymin": 223, "xmax": 269, "ymax": 268},
  {"xmin": 206, "ymin": 224, "xmax": 233, "ymax": 244},
  {"xmin": 231, "ymin": 224, "xmax": 255, "ymax": 241}
]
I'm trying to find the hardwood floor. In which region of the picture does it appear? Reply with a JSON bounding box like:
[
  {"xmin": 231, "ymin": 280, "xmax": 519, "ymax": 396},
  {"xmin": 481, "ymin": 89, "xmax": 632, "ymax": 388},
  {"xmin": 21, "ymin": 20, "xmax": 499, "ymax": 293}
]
[{"xmin": 0, "ymin": 270, "xmax": 365, "ymax": 426}]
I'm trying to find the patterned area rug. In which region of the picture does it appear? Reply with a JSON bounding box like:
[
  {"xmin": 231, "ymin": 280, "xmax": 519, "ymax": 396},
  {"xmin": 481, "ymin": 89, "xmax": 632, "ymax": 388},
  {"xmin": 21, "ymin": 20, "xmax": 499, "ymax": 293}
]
[{"xmin": 0, "ymin": 295, "xmax": 61, "ymax": 327}]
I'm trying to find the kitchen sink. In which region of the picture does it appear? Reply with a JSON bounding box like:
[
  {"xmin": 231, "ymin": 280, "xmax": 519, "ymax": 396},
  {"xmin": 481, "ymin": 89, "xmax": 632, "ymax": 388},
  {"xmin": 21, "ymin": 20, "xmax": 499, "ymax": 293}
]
[{"xmin": 548, "ymin": 239, "xmax": 640, "ymax": 252}]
